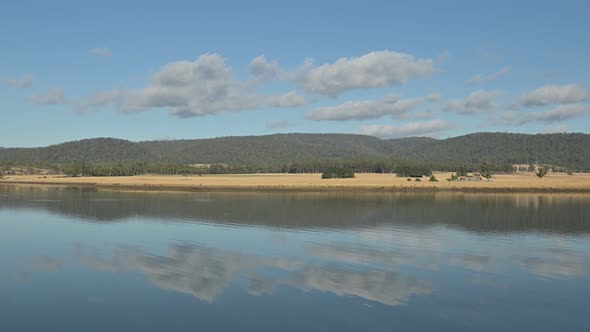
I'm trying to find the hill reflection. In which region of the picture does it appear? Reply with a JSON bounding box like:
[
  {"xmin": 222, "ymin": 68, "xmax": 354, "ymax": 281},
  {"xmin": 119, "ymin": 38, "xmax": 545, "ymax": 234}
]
[{"xmin": 2, "ymin": 184, "xmax": 590, "ymax": 234}]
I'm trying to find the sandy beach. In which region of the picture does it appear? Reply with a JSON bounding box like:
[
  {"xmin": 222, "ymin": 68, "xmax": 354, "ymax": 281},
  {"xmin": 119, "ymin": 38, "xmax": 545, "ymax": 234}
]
[{"xmin": 2, "ymin": 172, "xmax": 590, "ymax": 192}]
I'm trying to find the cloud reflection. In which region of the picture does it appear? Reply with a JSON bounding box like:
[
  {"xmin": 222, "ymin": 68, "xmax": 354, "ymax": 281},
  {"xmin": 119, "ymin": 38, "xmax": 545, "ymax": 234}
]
[
  {"xmin": 74, "ymin": 243, "xmax": 432, "ymax": 306},
  {"xmin": 518, "ymin": 248, "xmax": 588, "ymax": 279}
]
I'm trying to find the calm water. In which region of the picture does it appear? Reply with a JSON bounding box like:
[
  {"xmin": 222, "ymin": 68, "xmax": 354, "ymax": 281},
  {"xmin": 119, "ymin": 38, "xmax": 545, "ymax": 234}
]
[{"xmin": 1, "ymin": 185, "xmax": 589, "ymax": 331}]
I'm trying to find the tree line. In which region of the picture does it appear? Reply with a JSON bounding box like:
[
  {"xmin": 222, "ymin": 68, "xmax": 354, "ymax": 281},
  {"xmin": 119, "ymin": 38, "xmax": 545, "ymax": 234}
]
[{"xmin": 0, "ymin": 159, "xmax": 524, "ymax": 178}]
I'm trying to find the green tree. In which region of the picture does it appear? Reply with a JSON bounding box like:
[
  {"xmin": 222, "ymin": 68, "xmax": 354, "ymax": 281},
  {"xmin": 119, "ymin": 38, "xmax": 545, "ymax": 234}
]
[
  {"xmin": 535, "ymin": 167, "xmax": 548, "ymax": 178},
  {"xmin": 321, "ymin": 167, "xmax": 355, "ymax": 179},
  {"xmin": 480, "ymin": 162, "xmax": 493, "ymax": 181},
  {"xmin": 457, "ymin": 165, "xmax": 469, "ymax": 177}
]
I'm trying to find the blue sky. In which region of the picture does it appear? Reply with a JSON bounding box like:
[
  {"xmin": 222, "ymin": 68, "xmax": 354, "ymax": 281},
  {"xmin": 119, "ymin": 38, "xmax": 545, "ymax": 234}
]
[{"xmin": 1, "ymin": 0, "xmax": 589, "ymax": 147}]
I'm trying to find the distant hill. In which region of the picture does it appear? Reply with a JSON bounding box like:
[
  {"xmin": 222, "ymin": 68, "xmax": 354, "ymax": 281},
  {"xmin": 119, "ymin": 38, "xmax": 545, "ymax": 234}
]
[{"xmin": 1, "ymin": 133, "xmax": 588, "ymax": 169}]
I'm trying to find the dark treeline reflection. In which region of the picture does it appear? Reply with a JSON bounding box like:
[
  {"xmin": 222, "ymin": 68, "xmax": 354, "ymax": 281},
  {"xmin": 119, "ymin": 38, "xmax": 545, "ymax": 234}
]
[{"xmin": 1, "ymin": 184, "xmax": 590, "ymax": 234}]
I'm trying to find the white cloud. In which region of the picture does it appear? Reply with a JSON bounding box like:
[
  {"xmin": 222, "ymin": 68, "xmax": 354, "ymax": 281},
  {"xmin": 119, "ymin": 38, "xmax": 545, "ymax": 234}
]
[
  {"xmin": 266, "ymin": 119, "xmax": 295, "ymax": 129},
  {"xmin": 248, "ymin": 55, "xmax": 280, "ymax": 84},
  {"xmin": 75, "ymin": 89, "xmax": 126, "ymax": 113},
  {"xmin": 359, "ymin": 120, "xmax": 454, "ymax": 139},
  {"xmin": 74, "ymin": 54, "xmax": 309, "ymax": 117},
  {"xmin": 123, "ymin": 53, "xmax": 262, "ymax": 117},
  {"xmin": 532, "ymin": 104, "xmax": 590, "ymax": 123},
  {"xmin": 90, "ymin": 48, "xmax": 111, "ymax": 58},
  {"xmin": 519, "ymin": 84, "xmax": 590, "ymax": 107},
  {"xmin": 500, "ymin": 104, "xmax": 590, "ymax": 126},
  {"xmin": 294, "ymin": 50, "xmax": 436, "ymax": 96},
  {"xmin": 61, "ymin": 51, "xmax": 439, "ymax": 118},
  {"xmin": 444, "ymin": 90, "xmax": 499, "ymax": 114},
  {"xmin": 305, "ymin": 93, "xmax": 438, "ymax": 121},
  {"xmin": 265, "ymin": 91, "xmax": 306, "ymax": 108},
  {"xmin": 6, "ymin": 75, "xmax": 33, "ymax": 88},
  {"xmin": 426, "ymin": 92, "xmax": 441, "ymax": 102},
  {"xmin": 466, "ymin": 67, "xmax": 510, "ymax": 85},
  {"xmin": 28, "ymin": 88, "xmax": 67, "ymax": 105}
]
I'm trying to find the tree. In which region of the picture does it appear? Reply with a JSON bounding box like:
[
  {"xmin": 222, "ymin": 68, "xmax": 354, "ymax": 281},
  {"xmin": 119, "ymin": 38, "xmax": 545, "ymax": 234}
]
[
  {"xmin": 321, "ymin": 167, "xmax": 355, "ymax": 179},
  {"xmin": 535, "ymin": 167, "xmax": 548, "ymax": 178},
  {"xmin": 394, "ymin": 162, "xmax": 432, "ymax": 177},
  {"xmin": 480, "ymin": 162, "xmax": 493, "ymax": 181},
  {"xmin": 178, "ymin": 167, "xmax": 193, "ymax": 178},
  {"xmin": 457, "ymin": 165, "xmax": 469, "ymax": 177}
]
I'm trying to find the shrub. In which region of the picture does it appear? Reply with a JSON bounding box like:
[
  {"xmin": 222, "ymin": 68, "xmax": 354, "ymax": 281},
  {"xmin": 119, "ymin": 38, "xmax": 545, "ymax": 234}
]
[
  {"xmin": 535, "ymin": 167, "xmax": 548, "ymax": 178},
  {"xmin": 429, "ymin": 175, "xmax": 438, "ymax": 182},
  {"xmin": 407, "ymin": 178, "xmax": 412, "ymax": 182},
  {"xmin": 446, "ymin": 173, "xmax": 459, "ymax": 182},
  {"xmin": 321, "ymin": 167, "xmax": 355, "ymax": 179},
  {"xmin": 415, "ymin": 178, "xmax": 421, "ymax": 182}
]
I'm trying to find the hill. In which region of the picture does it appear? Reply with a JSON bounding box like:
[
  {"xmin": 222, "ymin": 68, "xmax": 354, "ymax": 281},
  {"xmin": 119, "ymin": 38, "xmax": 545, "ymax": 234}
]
[{"xmin": 0, "ymin": 133, "xmax": 588, "ymax": 169}]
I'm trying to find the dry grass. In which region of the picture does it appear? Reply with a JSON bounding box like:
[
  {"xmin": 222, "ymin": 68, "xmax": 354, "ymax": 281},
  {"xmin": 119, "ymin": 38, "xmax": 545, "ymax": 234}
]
[{"xmin": 2, "ymin": 172, "xmax": 590, "ymax": 192}]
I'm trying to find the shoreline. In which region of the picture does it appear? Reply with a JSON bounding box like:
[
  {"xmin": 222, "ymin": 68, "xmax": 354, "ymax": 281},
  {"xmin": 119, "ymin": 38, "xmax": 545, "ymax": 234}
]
[{"xmin": 2, "ymin": 173, "xmax": 590, "ymax": 193}]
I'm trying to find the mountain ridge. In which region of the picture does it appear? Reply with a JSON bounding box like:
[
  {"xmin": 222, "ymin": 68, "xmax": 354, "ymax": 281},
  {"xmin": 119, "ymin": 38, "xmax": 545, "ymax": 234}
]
[{"xmin": 1, "ymin": 132, "xmax": 588, "ymax": 169}]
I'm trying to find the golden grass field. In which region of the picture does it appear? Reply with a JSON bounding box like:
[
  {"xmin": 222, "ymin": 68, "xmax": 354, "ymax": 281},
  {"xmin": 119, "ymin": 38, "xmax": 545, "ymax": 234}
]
[{"xmin": 2, "ymin": 172, "xmax": 590, "ymax": 192}]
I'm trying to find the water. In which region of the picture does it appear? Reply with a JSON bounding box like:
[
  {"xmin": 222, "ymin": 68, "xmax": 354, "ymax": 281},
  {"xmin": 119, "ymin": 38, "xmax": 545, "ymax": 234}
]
[{"xmin": 1, "ymin": 184, "xmax": 589, "ymax": 331}]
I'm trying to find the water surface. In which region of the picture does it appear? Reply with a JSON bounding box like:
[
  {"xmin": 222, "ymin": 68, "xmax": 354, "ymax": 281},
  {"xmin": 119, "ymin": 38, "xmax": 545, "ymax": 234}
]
[{"xmin": 1, "ymin": 184, "xmax": 589, "ymax": 331}]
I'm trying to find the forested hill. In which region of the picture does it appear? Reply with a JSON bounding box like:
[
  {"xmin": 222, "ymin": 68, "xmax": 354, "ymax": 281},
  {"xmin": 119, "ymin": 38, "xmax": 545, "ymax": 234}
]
[{"xmin": 1, "ymin": 133, "xmax": 588, "ymax": 169}]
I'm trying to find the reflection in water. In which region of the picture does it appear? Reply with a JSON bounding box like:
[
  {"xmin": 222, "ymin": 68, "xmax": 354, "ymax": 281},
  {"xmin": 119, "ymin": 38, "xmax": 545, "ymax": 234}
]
[
  {"xmin": 517, "ymin": 248, "xmax": 589, "ymax": 279},
  {"xmin": 1, "ymin": 184, "xmax": 590, "ymax": 234},
  {"xmin": 448, "ymin": 254, "xmax": 492, "ymax": 272},
  {"xmin": 28, "ymin": 257, "xmax": 65, "ymax": 273},
  {"xmin": 1, "ymin": 185, "xmax": 590, "ymax": 331},
  {"xmin": 73, "ymin": 243, "xmax": 431, "ymax": 306}
]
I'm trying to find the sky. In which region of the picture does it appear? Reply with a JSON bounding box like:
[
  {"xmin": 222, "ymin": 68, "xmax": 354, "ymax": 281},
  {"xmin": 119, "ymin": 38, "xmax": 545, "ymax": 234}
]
[{"xmin": 1, "ymin": 0, "xmax": 589, "ymax": 147}]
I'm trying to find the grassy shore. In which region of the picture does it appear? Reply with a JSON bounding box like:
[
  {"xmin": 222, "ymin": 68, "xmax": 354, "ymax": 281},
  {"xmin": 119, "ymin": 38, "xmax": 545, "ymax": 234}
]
[{"xmin": 2, "ymin": 172, "xmax": 590, "ymax": 193}]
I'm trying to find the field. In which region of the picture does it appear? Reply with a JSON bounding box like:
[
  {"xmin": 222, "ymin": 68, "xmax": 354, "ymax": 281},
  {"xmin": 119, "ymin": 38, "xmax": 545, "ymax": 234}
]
[{"xmin": 2, "ymin": 172, "xmax": 590, "ymax": 192}]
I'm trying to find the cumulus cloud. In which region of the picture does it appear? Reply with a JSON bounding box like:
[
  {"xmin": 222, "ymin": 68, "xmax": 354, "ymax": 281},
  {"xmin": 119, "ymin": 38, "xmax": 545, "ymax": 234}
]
[
  {"xmin": 359, "ymin": 120, "xmax": 454, "ymax": 139},
  {"xmin": 90, "ymin": 48, "xmax": 111, "ymax": 58},
  {"xmin": 519, "ymin": 84, "xmax": 590, "ymax": 107},
  {"xmin": 60, "ymin": 51, "xmax": 440, "ymax": 118},
  {"xmin": 294, "ymin": 50, "xmax": 436, "ymax": 96},
  {"xmin": 80, "ymin": 54, "xmax": 316, "ymax": 117},
  {"xmin": 265, "ymin": 91, "xmax": 307, "ymax": 108},
  {"xmin": 500, "ymin": 104, "xmax": 590, "ymax": 126},
  {"xmin": 266, "ymin": 119, "xmax": 295, "ymax": 129},
  {"xmin": 28, "ymin": 88, "xmax": 67, "ymax": 105},
  {"xmin": 466, "ymin": 67, "xmax": 510, "ymax": 85},
  {"xmin": 305, "ymin": 93, "xmax": 439, "ymax": 121},
  {"xmin": 248, "ymin": 55, "xmax": 280, "ymax": 84},
  {"xmin": 122, "ymin": 53, "xmax": 262, "ymax": 117},
  {"xmin": 444, "ymin": 90, "xmax": 499, "ymax": 114},
  {"xmin": 6, "ymin": 75, "xmax": 33, "ymax": 88}
]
